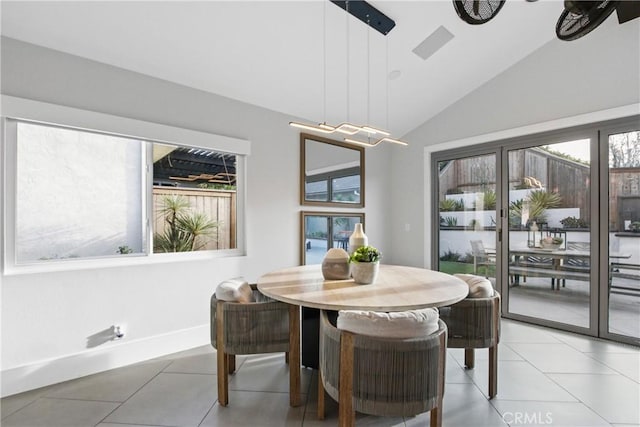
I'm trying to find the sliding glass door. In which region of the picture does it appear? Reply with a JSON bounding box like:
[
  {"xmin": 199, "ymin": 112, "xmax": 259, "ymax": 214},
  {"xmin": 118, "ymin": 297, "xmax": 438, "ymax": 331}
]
[
  {"xmin": 432, "ymin": 116, "xmax": 639, "ymax": 344},
  {"xmin": 602, "ymin": 128, "xmax": 640, "ymax": 341},
  {"xmin": 505, "ymin": 137, "xmax": 595, "ymax": 332},
  {"xmin": 435, "ymin": 152, "xmax": 499, "ymax": 285}
]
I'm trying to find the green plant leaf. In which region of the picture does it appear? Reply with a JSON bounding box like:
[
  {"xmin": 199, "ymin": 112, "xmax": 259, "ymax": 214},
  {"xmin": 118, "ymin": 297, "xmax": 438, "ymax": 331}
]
[
  {"xmin": 154, "ymin": 194, "xmax": 218, "ymax": 252},
  {"xmin": 349, "ymin": 245, "xmax": 381, "ymax": 263}
]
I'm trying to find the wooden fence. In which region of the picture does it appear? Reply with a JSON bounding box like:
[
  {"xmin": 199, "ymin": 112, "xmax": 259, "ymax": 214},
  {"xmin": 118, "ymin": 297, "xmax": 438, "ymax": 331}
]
[
  {"xmin": 439, "ymin": 148, "xmax": 591, "ymax": 221},
  {"xmin": 610, "ymin": 168, "xmax": 640, "ymax": 231},
  {"xmin": 153, "ymin": 187, "xmax": 236, "ymax": 251},
  {"xmin": 439, "ymin": 153, "xmax": 640, "ymax": 230}
]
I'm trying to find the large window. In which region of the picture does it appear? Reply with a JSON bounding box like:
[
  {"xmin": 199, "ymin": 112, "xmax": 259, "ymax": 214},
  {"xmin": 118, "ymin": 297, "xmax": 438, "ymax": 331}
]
[
  {"xmin": 6, "ymin": 117, "xmax": 243, "ymax": 267},
  {"xmin": 152, "ymin": 143, "xmax": 238, "ymax": 253},
  {"xmin": 14, "ymin": 121, "xmax": 146, "ymax": 263}
]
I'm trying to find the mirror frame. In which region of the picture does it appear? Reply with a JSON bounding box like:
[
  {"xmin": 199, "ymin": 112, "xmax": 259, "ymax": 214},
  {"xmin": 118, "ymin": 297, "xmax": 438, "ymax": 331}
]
[
  {"xmin": 300, "ymin": 133, "xmax": 365, "ymax": 208},
  {"xmin": 300, "ymin": 211, "xmax": 365, "ymax": 265}
]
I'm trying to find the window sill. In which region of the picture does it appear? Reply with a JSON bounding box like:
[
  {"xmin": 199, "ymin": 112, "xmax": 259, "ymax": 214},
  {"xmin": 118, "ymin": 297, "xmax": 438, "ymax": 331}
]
[{"xmin": 2, "ymin": 249, "xmax": 245, "ymax": 276}]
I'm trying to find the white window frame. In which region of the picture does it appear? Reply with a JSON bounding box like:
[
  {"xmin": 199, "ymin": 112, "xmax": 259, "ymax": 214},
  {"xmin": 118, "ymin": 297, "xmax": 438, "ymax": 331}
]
[{"xmin": 1, "ymin": 96, "xmax": 250, "ymax": 275}]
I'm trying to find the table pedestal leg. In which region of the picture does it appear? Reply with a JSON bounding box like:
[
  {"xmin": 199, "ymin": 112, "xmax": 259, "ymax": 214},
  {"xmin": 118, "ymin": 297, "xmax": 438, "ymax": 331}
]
[{"xmin": 289, "ymin": 304, "xmax": 301, "ymax": 407}]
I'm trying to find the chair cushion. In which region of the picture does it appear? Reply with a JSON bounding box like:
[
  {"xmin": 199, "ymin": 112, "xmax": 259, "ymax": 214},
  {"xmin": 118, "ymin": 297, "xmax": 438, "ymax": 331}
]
[
  {"xmin": 336, "ymin": 307, "xmax": 440, "ymax": 338},
  {"xmin": 215, "ymin": 279, "xmax": 255, "ymax": 303},
  {"xmin": 454, "ymin": 274, "xmax": 494, "ymax": 298}
]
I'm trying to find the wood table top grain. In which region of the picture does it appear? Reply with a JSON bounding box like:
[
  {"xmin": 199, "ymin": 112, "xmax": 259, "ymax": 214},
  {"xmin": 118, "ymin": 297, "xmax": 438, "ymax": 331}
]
[{"xmin": 257, "ymin": 264, "xmax": 469, "ymax": 311}]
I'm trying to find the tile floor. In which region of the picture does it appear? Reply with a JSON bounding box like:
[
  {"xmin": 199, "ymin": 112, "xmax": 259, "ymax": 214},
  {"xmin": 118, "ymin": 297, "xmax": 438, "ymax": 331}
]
[
  {"xmin": 2, "ymin": 319, "xmax": 639, "ymax": 427},
  {"xmin": 508, "ymin": 277, "xmax": 640, "ymax": 338}
]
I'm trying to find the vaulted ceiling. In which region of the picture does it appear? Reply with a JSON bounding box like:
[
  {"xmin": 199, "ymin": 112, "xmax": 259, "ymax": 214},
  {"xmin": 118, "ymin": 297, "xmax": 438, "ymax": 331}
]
[{"xmin": 1, "ymin": 1, "xmax": 610, "ymax": 136}]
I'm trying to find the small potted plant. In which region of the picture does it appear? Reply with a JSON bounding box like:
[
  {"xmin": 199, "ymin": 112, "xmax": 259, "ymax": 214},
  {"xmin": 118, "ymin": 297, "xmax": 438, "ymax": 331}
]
[
  {"xmin": 349, "ymin": 245, "xmax": 381, "ymax": 284},
  {"xmin": 540, "ymin": 236, "xmax": 563, "ymax": 250}
]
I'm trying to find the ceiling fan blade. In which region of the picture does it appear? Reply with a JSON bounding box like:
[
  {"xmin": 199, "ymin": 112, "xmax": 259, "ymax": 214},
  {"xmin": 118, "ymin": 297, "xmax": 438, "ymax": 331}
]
[
  {"xmin": 616, "ymin": 1, "xmax": 640, "ymax": 24},
  {"xmin": 556, "ymin": 0, "xmax": 619, "ymax": 41},
  {"xmin": 453, "ymin": 0, "xmax": 505, "ymax": 25}
]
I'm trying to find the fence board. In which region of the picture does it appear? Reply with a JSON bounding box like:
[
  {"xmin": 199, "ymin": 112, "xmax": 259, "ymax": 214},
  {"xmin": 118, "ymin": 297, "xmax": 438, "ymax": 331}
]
[
  {"xmin": 153, "ymin": 187, "xmax": 236, "ymax": 251},
  {"xmin": 610, "ymin": 168, "xmax": 640, "ymax": 230}
]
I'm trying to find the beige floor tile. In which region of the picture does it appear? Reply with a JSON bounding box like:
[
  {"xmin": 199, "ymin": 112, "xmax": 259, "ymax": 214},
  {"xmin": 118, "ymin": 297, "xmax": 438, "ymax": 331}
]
[
  {"xmin": 1, "ymin": 397, "xmax": 118, "ymax": 427},
  {"xmin": 103, "ymin": 372, "xmax": 216, "ymax": 427}
]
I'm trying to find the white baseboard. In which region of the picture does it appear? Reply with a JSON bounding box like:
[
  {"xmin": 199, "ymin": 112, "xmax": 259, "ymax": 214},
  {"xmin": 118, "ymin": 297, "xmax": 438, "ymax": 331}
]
[{"xmin": 1, "ymin": 324, "xmax": 210, "ymax": 398}]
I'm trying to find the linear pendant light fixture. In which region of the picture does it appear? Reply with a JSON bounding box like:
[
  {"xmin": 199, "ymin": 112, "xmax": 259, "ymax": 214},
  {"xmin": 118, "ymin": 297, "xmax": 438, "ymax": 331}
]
[{"xmin": 289, "ymin": 0, "xmax": 407, "ymax": 147}]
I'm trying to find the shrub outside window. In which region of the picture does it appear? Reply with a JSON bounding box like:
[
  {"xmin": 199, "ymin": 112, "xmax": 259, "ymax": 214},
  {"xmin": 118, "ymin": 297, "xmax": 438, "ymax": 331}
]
[{"xmin": 152, "ymin": 144, "xmax": 237, "ymax": 253}]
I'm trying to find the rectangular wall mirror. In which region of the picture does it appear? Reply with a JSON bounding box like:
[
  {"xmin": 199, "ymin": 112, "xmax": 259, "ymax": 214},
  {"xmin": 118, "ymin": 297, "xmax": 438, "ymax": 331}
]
[
  {"xmin": 301, "ymin": 211, "xmax": 365, "ymax": 265},
  {"xmin": 300, "ymin": 133, "xmax": 365, "ymax": 208}
]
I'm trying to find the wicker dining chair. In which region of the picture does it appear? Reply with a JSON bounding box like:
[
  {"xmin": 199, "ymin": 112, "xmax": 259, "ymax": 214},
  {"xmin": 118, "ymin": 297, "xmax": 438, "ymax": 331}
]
[
  {"xmin": 210, "ymin": 283, "xmax": 293, "ymax": 406},
  {"xmin": 439, "ymin": 282, "xmax": 501, "ymax": 399},
  {"xmin": 317, "ymin": 310, "xmax": 447, "ymax": 427}
]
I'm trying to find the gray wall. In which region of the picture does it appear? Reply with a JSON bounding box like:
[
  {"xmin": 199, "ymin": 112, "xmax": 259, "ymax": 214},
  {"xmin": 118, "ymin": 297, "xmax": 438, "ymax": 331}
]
[
  {"xmin": 388, "ymin": 19, "xmax": 640, "ymax": 267},
  {"xmin": 0, "ymin": 37, "xmax": 392, "ymax": 395}
]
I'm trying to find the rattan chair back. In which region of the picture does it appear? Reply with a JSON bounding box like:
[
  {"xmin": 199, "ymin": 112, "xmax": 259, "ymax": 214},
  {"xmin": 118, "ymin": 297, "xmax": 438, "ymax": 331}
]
[{"xmin": 318, "ymin": 310, "xmax": 446, "ymax": 426}]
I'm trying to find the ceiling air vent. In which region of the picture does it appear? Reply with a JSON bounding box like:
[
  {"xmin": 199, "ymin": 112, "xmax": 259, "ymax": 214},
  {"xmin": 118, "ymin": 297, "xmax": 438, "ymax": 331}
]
[{"xmin": 412, "ymin": 26, "xmax": 454, "ymax": 61}]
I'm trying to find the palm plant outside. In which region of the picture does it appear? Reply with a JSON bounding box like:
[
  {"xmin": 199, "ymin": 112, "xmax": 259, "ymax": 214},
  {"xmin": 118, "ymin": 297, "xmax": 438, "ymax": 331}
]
[
  {"xmin": 509, "ymin": 190, "xmax": 562, "ymax": 226},
  {"xmin": 154, "ymin": 195, "xmax": 218, "ymax": 252}
]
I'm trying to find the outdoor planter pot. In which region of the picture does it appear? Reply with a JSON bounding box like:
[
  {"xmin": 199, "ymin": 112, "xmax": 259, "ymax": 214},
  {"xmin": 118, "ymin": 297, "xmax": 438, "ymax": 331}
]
[{"xmin": 540, "ymin": 241, "xmax": 562, "ymax": 250}]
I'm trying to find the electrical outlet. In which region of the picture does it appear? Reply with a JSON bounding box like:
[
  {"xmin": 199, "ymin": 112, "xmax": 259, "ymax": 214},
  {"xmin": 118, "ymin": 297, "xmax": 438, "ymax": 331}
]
[{"xmin": 113, "ymin": 325, "xmax": 125, "ymax": 339}]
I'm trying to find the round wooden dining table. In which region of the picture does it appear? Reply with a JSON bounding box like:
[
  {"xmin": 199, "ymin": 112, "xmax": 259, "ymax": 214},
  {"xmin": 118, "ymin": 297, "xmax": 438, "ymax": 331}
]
[
  {"xmin": 256, "ymin": 263, "xmax": 469, "ymax": 406},
  {"xmin": 257, "ymin": 263, "xmax": 469, "ymax": 311}
]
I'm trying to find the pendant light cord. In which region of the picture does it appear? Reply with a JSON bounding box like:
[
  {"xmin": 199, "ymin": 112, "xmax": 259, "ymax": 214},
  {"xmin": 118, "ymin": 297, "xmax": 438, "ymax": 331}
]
[
  {"xmin": 367, "ymin": 14, "xmax": 371, "ymax": 137},
  {"xmin": 346, "ymin": 0, "xmax": 350, "ymax": 123},
  {"xmin": 386, "ymin": 35, "xmax": 389, "ymax": 131},
  {"xmin": 323, "ymin": 1, "xmax": 327, "ymax": 125}
]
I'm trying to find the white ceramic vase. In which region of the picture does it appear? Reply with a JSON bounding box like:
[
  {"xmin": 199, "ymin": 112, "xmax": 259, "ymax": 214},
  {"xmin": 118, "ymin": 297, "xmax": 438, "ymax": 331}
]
[
  {"xmin": 351, "ymin": 261, "xmax": 379, "ymax": 285},
  {"xmin": 348, "ymin": 223, "xmax": 368, "ymax": 254}
]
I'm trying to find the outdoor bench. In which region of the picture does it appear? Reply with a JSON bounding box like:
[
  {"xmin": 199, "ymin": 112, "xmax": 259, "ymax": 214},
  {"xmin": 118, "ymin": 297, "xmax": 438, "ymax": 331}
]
[
  {"xmin": 609, "ymin": 262, "xmax": 640, "ymax": 297},
  {"xmin": 509, "ymin": 262, "xmax": 640, "ymax": 297},
  {"xmin": 509, "ymin": 265, "xmax": 588, "ymax": 290}
]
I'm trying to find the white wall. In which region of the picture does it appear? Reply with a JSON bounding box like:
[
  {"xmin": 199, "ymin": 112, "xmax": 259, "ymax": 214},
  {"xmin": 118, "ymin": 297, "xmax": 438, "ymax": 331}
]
[
  {"xmin": 0, "ymin": 37, "xmax": 392, "ymax": 396},
  {"xmin": 15, "ymin": 122, "xmax": 144, "ymax": 261},
  {"xmin": 387, "ymin": 19, "xmax": 640, "ymax": 268}
]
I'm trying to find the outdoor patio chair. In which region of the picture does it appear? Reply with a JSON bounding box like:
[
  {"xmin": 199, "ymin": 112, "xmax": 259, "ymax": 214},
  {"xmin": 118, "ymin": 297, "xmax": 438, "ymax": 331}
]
[
  {"xmin": 470, "ymin": 240, "xmax": 496, "ymax": 278},
  {"xmin": 211, "ymin": 281, "xmax": 292, "ymax": 406},
  {"xmin": 317, "ymin": 310, "xmax": 447, "ymax": 427},
  {"xmin": 558, "ymin": 241, "xmax": 591, "ymax": 287},
  {"xmin": 439, "ymin": 275, "xmax": 500, "ymax": 399},
  {"xmin": 608, "ymin": 262, "xmax": 640, "ymax": 297}
]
